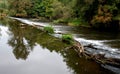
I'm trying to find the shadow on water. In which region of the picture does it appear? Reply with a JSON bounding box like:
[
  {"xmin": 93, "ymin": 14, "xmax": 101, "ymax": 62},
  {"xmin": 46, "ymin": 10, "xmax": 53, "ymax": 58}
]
[{"xmin": 1, "ymin": 19, "xmax": 115, "ymax": 74}]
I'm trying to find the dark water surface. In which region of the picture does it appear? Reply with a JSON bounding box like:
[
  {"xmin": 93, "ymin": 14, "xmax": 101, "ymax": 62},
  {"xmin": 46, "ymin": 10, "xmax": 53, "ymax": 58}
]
[{"xmin": 0, "ymin": 18, "xmax": 119, "ymax": 74}]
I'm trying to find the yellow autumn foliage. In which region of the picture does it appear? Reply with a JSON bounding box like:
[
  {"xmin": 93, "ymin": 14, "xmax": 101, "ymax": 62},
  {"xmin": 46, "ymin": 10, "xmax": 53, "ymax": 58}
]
[{"xmin": 91, "ymin": 5, "xmax": 112, "ymax": 24}]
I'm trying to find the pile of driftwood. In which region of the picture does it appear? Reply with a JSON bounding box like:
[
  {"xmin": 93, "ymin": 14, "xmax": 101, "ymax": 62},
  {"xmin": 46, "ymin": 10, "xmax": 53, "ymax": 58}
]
[{"xmin": 67, "ymin": 40, "xmax": 120, "ymax": 68}]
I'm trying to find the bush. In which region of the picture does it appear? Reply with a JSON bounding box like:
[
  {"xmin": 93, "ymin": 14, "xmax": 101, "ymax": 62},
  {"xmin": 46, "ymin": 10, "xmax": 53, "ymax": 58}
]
[
  {"xmin": 53, "ymin": 19, "xmax": 68, "ymax": 24},
  {"xmin": 68, "ymin": 19, "xmax": 81, "ymax": 26},
  {"xmin": 90, "ymin": 5, "xmax": 113, "ymax": 28},
  {"xmin": 43, "ymin": 25, "xmax": 54, "ymax": 34},
  {"xmin": 62, "ymin": 34, "xmax": 74, "ymax": 44}
]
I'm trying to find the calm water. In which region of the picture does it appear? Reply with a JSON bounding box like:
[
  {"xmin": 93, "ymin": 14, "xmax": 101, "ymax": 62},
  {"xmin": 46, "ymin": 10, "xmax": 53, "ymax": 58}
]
[{"xmin": 0, "ymin": 18, "xmax": 119, "ymax": 74}]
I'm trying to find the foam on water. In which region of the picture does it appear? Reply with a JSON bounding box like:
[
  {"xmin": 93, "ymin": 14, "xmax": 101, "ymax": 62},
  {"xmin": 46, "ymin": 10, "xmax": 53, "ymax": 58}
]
[
  {"xmin": 9, "ymin": 17, "xmax": 48, "ymax": 26},
  {"xmin": 74, "ymin": 37, "xmax": 119, "ymax": 53}
]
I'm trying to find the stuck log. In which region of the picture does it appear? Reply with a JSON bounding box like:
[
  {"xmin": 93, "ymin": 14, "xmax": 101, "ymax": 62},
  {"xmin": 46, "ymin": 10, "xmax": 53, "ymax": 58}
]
[
  {"xmin": 72, "ymin": 41, "xmax": 84, "ymax": 56},
  {"xmin": 69, "ymin": 40, "xmax": 120, "ymax": 68}
]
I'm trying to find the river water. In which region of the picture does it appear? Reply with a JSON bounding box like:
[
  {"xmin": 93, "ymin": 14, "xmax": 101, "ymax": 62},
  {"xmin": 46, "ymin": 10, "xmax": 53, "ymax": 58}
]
[{"xmin": 0, "ymin": 17, "xmax": 120, "ymax": 74}]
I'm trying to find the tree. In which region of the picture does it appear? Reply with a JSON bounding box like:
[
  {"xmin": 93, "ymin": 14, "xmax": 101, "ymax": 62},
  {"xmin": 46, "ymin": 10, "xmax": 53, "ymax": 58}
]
[{"xmin": 8, "ymin": 0, "xmax": 32, "ymax": 17}]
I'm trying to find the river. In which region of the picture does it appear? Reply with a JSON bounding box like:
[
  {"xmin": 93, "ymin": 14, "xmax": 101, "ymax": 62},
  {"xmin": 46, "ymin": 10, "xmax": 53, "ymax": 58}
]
[{"xmin": 0, "ymin": 17, "xmax": 120, "ymax": 74}]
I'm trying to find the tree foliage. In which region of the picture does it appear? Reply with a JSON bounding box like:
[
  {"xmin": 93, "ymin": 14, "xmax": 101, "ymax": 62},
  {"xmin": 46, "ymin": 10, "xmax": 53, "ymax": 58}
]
[{"xmin": 5, "ymin": 0, "xmax": 120, "ymax": 30}]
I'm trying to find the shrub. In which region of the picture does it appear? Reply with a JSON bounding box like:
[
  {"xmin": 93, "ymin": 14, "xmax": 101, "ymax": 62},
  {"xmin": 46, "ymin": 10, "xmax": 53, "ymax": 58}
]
[
  {"xmin": 90, "ymin": 5, "xmax": 113, "ymax": 27},
  {"xmin": 53, "ymin": 19, "xmax": 68, "ymax": 24},
  {"xmin": 62, "ymin": 34, "xmax": 74, "ymax": 44},
  {"xmin": 43, "ymin": 25, "xmax": 54, "ymax": 34},
  {"xmin": 68, "ymin": 19, "xmax": 81, "ymax": 26}
]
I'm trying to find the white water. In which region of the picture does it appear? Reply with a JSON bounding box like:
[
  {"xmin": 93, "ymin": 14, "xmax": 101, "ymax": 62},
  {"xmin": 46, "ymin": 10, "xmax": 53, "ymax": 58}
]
[
  {"xmin": 9, "ymin": 17, "xmax": 48, "ymax": 26},
  {"xmin": 74, "ymin": 37, "xmax": 119, "ymax": 52}
]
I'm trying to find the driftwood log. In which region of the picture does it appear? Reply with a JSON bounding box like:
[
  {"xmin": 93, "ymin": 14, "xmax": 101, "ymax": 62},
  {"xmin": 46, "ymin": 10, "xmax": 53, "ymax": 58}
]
[{"xmin": 67, "ymin": 40, "xmax": 120, "ymax": 68}]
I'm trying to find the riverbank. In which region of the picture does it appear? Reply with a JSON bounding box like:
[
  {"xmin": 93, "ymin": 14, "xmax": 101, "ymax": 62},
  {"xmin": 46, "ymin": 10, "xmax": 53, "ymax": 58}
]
[{"xmin": 19, "ymin": 17, "xmax": 120, "ymax": 32}]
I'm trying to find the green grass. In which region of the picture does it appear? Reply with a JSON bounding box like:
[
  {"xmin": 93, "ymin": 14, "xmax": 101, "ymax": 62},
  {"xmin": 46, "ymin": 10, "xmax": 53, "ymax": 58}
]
[
  {"xmin": 62, "ymin": 34, "xmax": 74, "ymax": 44},
  {"xmin": 68, "ymin": 19, "xmax": 81, "ymax": 26},
  {"xmin": 43, "ymin": 25, "xmax": 54, "ymax": 34},
  {"xmin": 113, "ymin": 15, "xmax": 120, "ymax": 20},
  {"xmin": 53, "ymin": 19, "xmax": 68, "ymax": 24}
]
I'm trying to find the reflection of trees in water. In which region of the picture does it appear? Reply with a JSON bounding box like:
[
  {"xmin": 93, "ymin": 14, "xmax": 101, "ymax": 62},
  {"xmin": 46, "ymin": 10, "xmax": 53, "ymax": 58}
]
[
  {"xmin": 61, "ymin": 49, "xmax": 115, "ymax": 74},
  {"xmin": 0, "ymin": 18, "xmax": 9, "ymax": 38},
  {"xmin": 0, "ymin": 28, "xmax": 1, "ymax": 36},
  {"xmin": 0, "ymin": 17, "xmax": 11, "ymax": 26},
  {"xmin": 0, "ymin": 28, "xmax": 1, "ymax": 40},
  {"xmin": 7, "ymin": 20, "xmax": 69, "ymax": 60},
  {"xmin": 8, "ymin": 21, "xmax": 35, "ymax": 60}
]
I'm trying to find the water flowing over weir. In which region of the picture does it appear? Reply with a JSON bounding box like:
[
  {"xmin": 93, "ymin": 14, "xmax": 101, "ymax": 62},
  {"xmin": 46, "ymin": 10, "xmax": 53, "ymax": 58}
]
[{"xmin": 9, "ymin": 17, "xmax": 120, "ymax": 74}]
